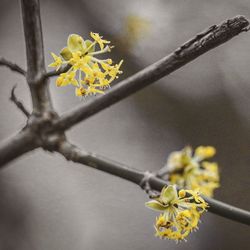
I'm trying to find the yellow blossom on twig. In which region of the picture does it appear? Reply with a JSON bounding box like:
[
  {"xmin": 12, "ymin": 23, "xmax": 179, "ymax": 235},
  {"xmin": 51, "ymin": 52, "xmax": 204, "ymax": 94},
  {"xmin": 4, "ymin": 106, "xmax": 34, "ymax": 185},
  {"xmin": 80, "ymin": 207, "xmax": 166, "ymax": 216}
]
[
  {"xmin": 48, "ymin": 33, "xmax": 123, "ymax": 98},
  {"xmin": 166, "ymin": 146, "xmax": 220, "ymax": 197},
  {"xmin": 145, "ymin": 185, "xmax": 208, "ymax": 241}
]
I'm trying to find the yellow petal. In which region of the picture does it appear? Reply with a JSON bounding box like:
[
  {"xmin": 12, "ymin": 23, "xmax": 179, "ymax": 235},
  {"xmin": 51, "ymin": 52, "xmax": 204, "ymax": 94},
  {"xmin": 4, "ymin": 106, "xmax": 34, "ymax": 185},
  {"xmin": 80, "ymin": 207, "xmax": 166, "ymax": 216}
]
[
  {"xmin": 145, "ymin": 200, "xmax": 167, "ymax": 211},
  {"xmin": 160, "ymin": 185, "xmax": 178, "ymax": 204},
  {"xmin": 195, "ymin": 146, "xmax": 216, "ymax": 159},
  {"xmin": 67, "ymin": 34, "xmax": 85, "ymax": 53}
]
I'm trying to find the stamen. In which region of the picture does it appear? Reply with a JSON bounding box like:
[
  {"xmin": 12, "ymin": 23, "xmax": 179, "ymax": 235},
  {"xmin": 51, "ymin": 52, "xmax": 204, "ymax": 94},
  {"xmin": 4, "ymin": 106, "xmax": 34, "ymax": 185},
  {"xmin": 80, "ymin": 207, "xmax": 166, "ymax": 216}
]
[
  {"xmin": 84, "ymin": 41, "xmax": 97, "ymax": 54},
  {"xmin": 89, "ymin": 45, "xmax": 111, "ymax": 56}
]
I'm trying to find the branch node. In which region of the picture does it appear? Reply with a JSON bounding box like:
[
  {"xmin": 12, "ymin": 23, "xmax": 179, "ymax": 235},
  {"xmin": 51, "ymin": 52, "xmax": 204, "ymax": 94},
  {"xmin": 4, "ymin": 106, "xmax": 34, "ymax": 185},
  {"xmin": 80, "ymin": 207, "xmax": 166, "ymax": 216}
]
[{"xmin": 139, "ymin": 171, "xmax": 159, "ymax": 198}]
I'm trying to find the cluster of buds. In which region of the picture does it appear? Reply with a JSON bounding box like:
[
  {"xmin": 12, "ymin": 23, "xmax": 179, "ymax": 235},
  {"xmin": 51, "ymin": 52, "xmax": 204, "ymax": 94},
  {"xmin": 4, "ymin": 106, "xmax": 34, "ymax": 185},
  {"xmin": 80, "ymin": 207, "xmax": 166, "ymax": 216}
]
[
  {"xmin": 49, "ymin": 33, "xmax": 123, "ymax": 97},
  {"xmin": 146, "ymin": 185, "xmax": 208, "ymax": 241},
  {"xmin": 165, "ymin": 146, "xmax": 220, "ymax": 197}
]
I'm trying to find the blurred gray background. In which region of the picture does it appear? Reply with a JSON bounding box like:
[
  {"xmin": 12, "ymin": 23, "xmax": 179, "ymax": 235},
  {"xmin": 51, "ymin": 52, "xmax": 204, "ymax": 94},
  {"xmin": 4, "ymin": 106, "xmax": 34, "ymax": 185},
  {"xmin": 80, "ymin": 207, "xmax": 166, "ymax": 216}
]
[{"xmin": 0, "ymin": 0, "xmax": 250, "ymax": 249}]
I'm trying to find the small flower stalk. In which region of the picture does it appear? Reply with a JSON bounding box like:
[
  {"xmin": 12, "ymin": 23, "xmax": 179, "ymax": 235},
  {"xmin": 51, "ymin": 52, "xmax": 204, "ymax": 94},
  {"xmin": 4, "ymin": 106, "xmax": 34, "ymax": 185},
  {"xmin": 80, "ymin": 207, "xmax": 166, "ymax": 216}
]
[
  {"xmin": 145, "ymin": 185, "xmax": 208, "ymax": 241},
  {"xmin": 49, "ymin": 33, "xmax": 123, "ymax": 97},
  {"xmin": 166, "ymin": 146, "xmax": 220, "ymax": 197}
]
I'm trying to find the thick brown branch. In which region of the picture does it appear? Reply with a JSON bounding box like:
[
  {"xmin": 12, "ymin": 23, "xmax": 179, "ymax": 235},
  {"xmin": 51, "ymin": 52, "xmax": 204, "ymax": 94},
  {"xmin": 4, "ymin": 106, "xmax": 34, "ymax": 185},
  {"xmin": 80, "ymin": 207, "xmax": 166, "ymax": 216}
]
[
  {"xmin": 21, "ymin": 0, "xmax": 53, "ymax": 114},
  {"xmin": 0, "ymin": 129, "xmax": 38, "ymax": 167},
  {"xmin": 57, "ymin": 140, "xmax": 250, "ymax": 226},
  {"xmin": 52, "ymin": 15, "xmax": 249, "ymax": 132},
  {"xmin": 0, "ymin": 57, "xmax": 26, "ymax": 75},
  {"xmin": 10, "ymin": 85, "xmax": 30, "ymax": 117}
]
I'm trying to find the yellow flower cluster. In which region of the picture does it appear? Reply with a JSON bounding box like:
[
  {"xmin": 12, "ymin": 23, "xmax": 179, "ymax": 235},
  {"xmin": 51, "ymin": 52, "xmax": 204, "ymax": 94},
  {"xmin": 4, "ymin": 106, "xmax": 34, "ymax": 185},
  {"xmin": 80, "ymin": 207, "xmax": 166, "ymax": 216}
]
[
  {"xmin": 49, "ymin": 33, "xmax": 123, "ymax": 97},
  {"xmin": 145, "ymin": 185, "xmax": 208, "ymax": 241},
  {"xmin": 166, "ymin": 146, "xmax": 220, "ymax": 197}
]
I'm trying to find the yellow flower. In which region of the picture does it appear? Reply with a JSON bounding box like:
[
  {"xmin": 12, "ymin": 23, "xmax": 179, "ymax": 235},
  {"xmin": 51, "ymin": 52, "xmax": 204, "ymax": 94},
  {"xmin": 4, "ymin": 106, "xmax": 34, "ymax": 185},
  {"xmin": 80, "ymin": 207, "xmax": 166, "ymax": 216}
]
[
  {"xmin": 75, "ymin": 87, "xmax": 86, "ymax": 97},
  {"xmin": 195, "ymin": 146, "xmax": 216, "ymax": 160},
  {"xmin": 56, "ymin": 71, "xmax": 78, "ymax": 87},
  {"xmin": 166, "ymin": 146, "xmax": 192, "ymax": 172},
  {"xmin": 146, "ymin": 185, "xmax": 208, "ymax": 241},
  {"xmin": 90, "ymin": 32, "xmax": 110, "ymax": 50},
  {"xmin": 67, "ymin": 34, "xmax": 85, "ymax": 53},
  {"xmin": 48, "ymin": 33, "xmax": 123, "ymax": 98},
  {"xmin": 48, "ymin": 52, "xmax": 63, "ymax": 71},
  {"xmin": 166, "ymin": 146, "xmax": 220, "ymax": 197}
]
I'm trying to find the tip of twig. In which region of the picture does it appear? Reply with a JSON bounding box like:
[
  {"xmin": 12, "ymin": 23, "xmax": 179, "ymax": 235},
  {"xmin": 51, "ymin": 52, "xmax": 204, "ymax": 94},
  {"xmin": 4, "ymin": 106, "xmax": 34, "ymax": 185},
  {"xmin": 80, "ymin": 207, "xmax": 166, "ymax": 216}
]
[
  {"xmin": 10, "ymin": 84, "xmax": 17, "ymax": 101},
  {"xmin": 9, "ymin": 84, "xmax": 30, "ymax": 118},
  {"xmin": 233, "ymin": 15, "xmax": 250, "ymax": 31}
]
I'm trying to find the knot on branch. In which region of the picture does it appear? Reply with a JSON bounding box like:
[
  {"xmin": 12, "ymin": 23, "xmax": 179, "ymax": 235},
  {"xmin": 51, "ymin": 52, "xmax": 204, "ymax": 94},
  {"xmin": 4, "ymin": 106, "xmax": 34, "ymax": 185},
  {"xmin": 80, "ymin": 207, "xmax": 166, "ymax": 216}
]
[
  {"xmin": 26, "ymin": 110, "xmax": 65, "ymax": 151},
  {"xmin": 41, "ymin": 133, "xmax": 66, "ymax": 152},
  {"xmin": 140, "ymin": 171, "xmax": 160, "ymax": 198}
]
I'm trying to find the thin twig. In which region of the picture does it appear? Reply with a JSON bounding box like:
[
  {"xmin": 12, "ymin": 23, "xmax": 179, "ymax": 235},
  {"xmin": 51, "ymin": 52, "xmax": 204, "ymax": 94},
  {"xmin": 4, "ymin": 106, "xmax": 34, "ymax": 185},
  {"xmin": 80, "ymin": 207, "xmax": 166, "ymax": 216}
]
[
  {"xmin": 56, "ymin": 140, "xmax": 250, "ymax": 226},
  {"xmin": 52, "ymin": 15, "xmax": 249, "ymax": 132},
  {"xmin": 10, "ymin": 85, "xmax": 30, "ymax": 117},
  {"xmin": 0, "ymin": 57, "xmax": 26, "ymax": 75},
  {"xmin": 45, "ymin": 64, "xmax": 71, "ymax": 78}
]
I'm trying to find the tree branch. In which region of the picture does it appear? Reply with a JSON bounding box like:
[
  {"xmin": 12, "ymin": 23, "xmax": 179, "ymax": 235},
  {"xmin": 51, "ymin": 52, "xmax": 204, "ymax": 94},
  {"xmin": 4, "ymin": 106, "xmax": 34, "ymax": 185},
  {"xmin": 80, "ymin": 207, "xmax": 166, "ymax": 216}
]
[
  {"xmin": 21, "ymin": 0, "xmax": 53, "ymax": 114},
  {"xmin": 0, "ymin": 57, "xmax": 26, "ymax": 75},
  {"xmin": 148, "ymin": 176, "xmax": 250, "ymax": 226},
  {"xmin": 0, "ymin": 128, "xmax": 38, "ymax": 167},
  {"xmin": 52, "ymin": 15, "xmax": 249, "ymax": 132},
  {"xmin": 45, "ymin": 64, "xmax": 71, "ymax": 78},
  {"xmin": 56, "ymin": 140, "xmax": 144, "ymax": 184},
  {"xmin": 10, "ymin": 85, "xmax": 30, "ymax": 117},
  {"xmin": 56, "ymin": 140, "xmax": 250, "ymax": 226}
]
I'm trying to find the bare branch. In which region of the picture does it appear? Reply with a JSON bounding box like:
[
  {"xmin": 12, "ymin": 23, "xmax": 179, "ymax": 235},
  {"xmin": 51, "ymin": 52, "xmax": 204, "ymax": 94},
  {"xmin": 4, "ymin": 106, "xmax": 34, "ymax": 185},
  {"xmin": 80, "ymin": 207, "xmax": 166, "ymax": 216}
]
[
  {"xmin": 10, "ymin": 85, "xmax": 30, "ymax": 117},
  {"xmin": 45, "ymin": 64, "xmax": 71, "ymax": 78},
  {"xmin": 57, "ymin": 140, "xmax": 250, "ymax": 226},
  {"xmin": 21, "ymin": 0, "xmax": 53, "ymax": 114},
  {"xmin": 0, "ymin": 57, "xmax": 26, "ymax": 75},
  {"xmin": 56, "ymin": 140, "xmax": 144, "ymax": 184},
  {"xmin": 52, "ymin": 15, "xmax": 249, "ymax": 132},
  {"xmin": 0, "ymin": 128, "xmax": 38, "ymax": 167}
]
